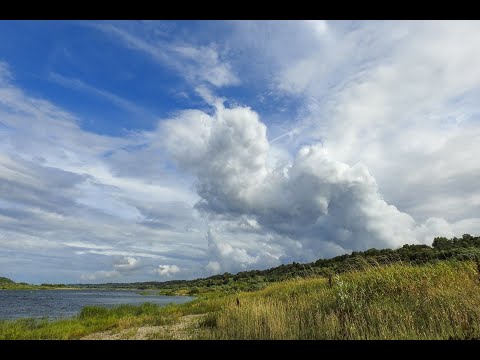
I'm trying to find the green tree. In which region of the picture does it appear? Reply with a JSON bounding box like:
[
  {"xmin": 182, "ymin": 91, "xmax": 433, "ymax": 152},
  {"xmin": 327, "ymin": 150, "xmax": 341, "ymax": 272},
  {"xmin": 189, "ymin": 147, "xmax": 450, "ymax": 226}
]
[{"xmin": 432, "ymin": 237, "xmax": 452, "ymax": 250}]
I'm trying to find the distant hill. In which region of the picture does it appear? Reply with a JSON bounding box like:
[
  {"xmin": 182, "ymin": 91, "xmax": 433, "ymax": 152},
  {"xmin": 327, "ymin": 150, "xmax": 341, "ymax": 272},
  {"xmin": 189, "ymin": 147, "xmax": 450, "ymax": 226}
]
[
  {"xmin": 0, "ymin": 277, "xmax": 14, "ymax": 285},
  {"xmin": 0, "ymin": 276, "xmax": 40, "ymax": 290}
]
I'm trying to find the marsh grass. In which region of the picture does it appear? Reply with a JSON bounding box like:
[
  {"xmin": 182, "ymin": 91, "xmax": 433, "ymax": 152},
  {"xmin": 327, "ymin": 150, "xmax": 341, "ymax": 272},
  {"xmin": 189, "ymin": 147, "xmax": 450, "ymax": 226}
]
[
  {"xmin": 2, "ymin": 260, "xmax": 480, "ymax": 339},
  {"xmin": 0, "ymin": 303, "xmax": 180, "ymax": 340},
  {"xmin": 202, "ymin": 260, "xmax": 480, "ymax": 339}
]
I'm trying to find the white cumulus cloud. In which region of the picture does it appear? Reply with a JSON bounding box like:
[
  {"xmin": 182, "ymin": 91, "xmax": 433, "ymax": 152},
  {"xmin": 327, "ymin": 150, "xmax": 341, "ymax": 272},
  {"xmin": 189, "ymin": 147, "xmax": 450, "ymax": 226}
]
[
  {"xmin": 162, "ymin": 104, "xmax": 455, "ymax": 273},
  {"xmin": 155, "ymin": 264, "xmax": 181, "ymax": 277}
]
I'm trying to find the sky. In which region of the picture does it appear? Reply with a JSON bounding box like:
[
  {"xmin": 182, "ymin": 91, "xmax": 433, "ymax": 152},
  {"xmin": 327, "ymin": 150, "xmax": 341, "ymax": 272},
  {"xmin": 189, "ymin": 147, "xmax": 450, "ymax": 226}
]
[{"xmin": 0, "ymin": 20, "xmax": 479, "ymax": 284}]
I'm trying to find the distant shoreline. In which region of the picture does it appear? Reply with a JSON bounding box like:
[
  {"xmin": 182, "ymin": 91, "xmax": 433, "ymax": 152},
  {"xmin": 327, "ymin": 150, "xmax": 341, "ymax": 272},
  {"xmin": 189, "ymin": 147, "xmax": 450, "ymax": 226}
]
[{"xmin": 0, "ymin": 287, "xmax": 82, "ymax": 291}]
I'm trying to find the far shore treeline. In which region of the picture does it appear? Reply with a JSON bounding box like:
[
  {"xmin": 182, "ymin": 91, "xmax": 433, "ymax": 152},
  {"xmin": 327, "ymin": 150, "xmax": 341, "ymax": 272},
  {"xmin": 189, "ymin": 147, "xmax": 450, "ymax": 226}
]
[
  {"xmin": 28, "ymin": 234, "xmax": 479, "ymax": 295},
  {"xmin": 2, "ymin": 234, "xmax": 479, "ymax": 293}
]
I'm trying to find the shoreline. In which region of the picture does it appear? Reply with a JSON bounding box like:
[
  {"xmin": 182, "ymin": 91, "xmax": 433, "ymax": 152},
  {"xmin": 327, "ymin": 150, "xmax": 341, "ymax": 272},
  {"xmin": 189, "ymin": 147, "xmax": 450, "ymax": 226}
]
[{"xmin": 2, "ymin": 260, "xmax": 480, "ymax": 340}]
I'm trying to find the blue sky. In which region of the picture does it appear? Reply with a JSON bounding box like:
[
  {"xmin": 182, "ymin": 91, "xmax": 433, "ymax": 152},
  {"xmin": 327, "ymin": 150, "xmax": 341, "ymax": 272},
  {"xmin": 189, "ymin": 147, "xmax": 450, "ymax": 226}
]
[{"xmin": 1, "ymin": 20, "xmax": 479, "ymax": 284}]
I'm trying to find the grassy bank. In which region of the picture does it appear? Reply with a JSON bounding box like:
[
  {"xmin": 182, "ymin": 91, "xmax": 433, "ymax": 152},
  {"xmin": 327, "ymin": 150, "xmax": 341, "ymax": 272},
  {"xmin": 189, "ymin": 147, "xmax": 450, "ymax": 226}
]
[
  {"xmin": 0, "ymin": 303, "xmax": 183, "ymax": 340},
  {"xmin": 0, "ymin": 277, "xmax": 77, "ymax": 290},
  {"xmin": 1, "ymin": 260, "xmax": 480, "ymax": 339},
  {"xmin": 203, "ymin": 260, "xmax": 480, "ymax": 339},
  {"xmin": 0, "ymin": 277, "xmax": 38, "ymax": 290}
]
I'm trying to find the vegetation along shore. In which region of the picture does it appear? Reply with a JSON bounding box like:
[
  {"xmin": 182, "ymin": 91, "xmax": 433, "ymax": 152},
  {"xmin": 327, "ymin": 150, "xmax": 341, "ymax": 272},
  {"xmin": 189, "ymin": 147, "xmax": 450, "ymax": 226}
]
[{"xmin": 1, "ymin": 234, "xmax": 480, "ymax": 340}]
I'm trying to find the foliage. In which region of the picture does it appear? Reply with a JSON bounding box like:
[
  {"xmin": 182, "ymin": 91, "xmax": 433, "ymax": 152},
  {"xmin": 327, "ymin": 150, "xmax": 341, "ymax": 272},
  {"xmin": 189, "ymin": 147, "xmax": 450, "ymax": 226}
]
[
  {"xmin": 0, "ymin": 277, "xmax": 14, "ymax": 284},
  {"xmin": 2, "ymin": 233, "xmax": 480, "ymax": 339},
  {"xmin": 201, "ymin": 260, "xmax": 480, "ymax": 339},
  {"xmin": 69, "ymin": 234, "xmax": 480, "ymax": 295},
  {"xmin": 0, "ymin": 277, "xmax": 72, "ymax": 290},
  {"xmin": 0, "ymin": 303, "xmax": 180, "ymax": 340},
  {"xmin": 2, "ymin": 260, "xmax": 480, "ymax": 339}
]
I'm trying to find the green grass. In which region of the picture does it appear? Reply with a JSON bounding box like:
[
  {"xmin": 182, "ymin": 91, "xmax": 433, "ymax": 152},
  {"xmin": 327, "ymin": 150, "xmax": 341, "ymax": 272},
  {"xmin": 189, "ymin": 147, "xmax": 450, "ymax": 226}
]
[
  {"xmin": 0, "ymin": 303, "xmax": 181, "ymax": 340},
  {"xmin": 0, "ymin": 276, "xmax": 41, "ymax": 290},
  {"xmin": 0, "ymin": 277, "xmax": 75, "ymax": 290},
  {"xmin": 2, "ymin": 260, "xmax": 480, "ymax": 339}
]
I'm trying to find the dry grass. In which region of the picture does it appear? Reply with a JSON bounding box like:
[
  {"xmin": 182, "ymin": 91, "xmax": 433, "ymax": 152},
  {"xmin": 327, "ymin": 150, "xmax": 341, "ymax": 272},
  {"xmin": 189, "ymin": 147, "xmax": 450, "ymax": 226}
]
[{"xmin": 200, "ymin": 260, "xmax": 480, "ymax": 339}]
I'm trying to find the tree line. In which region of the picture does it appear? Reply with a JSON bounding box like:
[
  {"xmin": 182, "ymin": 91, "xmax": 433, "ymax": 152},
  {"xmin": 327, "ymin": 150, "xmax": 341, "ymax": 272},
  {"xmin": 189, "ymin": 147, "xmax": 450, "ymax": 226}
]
[{"xmin": 73, "ymin": 234, "xmax": 480, "ymax": 294}]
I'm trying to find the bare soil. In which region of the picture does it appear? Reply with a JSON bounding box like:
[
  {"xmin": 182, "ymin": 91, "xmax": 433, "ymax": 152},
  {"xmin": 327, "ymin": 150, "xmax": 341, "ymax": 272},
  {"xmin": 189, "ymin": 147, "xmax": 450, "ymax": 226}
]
[{"xmin": 81, "ymin": 314, "xmax": 204, "ymax": 340}]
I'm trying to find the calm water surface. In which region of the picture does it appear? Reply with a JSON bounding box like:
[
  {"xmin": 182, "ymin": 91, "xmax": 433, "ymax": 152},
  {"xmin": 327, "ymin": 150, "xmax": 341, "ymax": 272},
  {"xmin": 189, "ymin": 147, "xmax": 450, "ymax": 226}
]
[{"xmin": 0, "ymin": 290, "xmax": 194, "ymax": 320}]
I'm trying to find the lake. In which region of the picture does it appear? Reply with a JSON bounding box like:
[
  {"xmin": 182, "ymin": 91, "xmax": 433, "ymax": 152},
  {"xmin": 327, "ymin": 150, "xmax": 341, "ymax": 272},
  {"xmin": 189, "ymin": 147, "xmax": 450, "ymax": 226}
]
[{"xmin": 0, "ymin": 290, "xmax": 194, "ymax": 320}]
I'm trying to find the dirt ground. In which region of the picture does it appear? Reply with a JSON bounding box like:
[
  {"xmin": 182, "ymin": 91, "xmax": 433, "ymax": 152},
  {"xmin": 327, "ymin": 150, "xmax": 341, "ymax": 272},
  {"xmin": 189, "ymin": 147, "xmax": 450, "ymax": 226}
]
[{"xmin": 81, "ymin": 314, "xmax": 205, "ymax": 340}]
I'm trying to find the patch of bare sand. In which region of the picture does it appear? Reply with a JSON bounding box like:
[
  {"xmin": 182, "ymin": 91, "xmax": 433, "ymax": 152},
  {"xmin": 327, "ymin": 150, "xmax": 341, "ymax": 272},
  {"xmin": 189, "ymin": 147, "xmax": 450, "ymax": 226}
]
[{"xmin": 81, "ymin": 314, "xmax": 204, "ymax": 340}]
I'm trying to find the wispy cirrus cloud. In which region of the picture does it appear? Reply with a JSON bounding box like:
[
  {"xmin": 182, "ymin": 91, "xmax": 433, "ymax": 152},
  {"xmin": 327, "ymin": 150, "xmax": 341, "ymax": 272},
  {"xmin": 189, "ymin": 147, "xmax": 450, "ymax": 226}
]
[
  {"xmin": 0, "ymin": 61, "xmax": 12, "ymax": 84},
  {"xmin": 48, "ymin": 72, "xmax": 152, "ymax": 118},
  {"xmin": 92, "ymin": 22, "xmax": 239, "ymax": 88},
  {"xmin": 0, "ymin": 61, "xmax": 206, "ymax": 283}
]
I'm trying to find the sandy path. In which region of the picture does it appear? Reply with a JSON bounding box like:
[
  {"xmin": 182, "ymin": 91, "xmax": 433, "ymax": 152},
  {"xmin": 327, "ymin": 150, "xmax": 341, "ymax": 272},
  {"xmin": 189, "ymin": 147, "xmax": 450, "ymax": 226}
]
[{"xmin": 81, "ymin": 314, "xmax": 204, "ymax": 340}]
